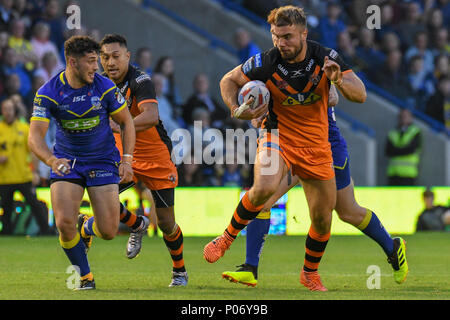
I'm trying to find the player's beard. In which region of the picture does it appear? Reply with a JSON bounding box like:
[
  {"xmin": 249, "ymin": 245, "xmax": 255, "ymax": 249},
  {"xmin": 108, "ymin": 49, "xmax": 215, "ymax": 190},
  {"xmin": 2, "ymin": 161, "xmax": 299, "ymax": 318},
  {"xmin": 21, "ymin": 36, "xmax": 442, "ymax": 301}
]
[{"xmin": 279, "ymin": 41, "xmax": 303, "ymax": 62}]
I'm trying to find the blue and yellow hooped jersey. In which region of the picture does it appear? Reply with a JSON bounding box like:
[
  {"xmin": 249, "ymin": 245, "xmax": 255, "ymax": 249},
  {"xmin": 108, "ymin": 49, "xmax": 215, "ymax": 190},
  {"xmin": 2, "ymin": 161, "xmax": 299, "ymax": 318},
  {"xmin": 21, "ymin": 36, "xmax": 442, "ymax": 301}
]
[{"xmin": 31, "ymin": 71, "xmax": 126, "ymax": 161}]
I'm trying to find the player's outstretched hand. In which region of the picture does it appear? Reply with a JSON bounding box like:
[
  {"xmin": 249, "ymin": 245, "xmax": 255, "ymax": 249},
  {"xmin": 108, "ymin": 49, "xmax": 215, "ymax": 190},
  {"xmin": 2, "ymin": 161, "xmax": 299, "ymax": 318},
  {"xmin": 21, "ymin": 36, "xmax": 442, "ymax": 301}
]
[
  {"xmin": 322, "ymin": 56, "xmax": 342, "ymax": 83},
  {"xmin": 48, "ymin": 156, "xmax": 71, "ymax": 176},
  {"xmin": 233, "ymin": 97, "xmax": 268, "ymax": 120},
  {"xmin": 119, "ymin": 162, "xmax": 133, "ymax": 184}
]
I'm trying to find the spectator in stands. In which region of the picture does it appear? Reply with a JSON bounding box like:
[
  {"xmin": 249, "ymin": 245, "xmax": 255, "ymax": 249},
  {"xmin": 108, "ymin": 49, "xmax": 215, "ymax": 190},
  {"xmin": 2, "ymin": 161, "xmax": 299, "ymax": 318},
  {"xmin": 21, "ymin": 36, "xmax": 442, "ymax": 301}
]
[
  {"xmin": 0, "ymin": 73, "xmax": 20, "ymax": 103},
  {"xmin": 433, "ymin": 54, "xmax": 449, "ymax": 80},
  {"xmin": 30, "ymin": 21, "xmax": 63, "ymax": 70},
  {"xmin": 221, "ymin": 162, "xmax": 243, "ymax": 187},
  {"xmin": 436, "ymin": 0, "xmax": 450, "ymax": 27},
  {"xmin": 371, "ymin": 49, "xmax": 410, "ymax": 99},
  {"xmin": 183, "ymin": 72, "xmax": 228, "ymax": 128},
  {"xmin": 12, "ymin": 0, "xmax": 32, "ymax": 28},
  {"xmin": 24, "ymin": 74, "xmax": 45, "ymax": 118},
  {"xmin": 38, "ymin": 0, "xmax": 65, "ymax": 50},
  {"xmin": 381, "ymin": 31, "xmax": 401, "ymax": 54},
  {"xmin": 426, "ymin": 7, "xmax": 444, "ymax": 38},
  {"xmin": 134, "ymin": 46, "xmax": 153, "ymax": 75},
  {"xmin": 0, "ymin": 46, "xmax": 31, "ymax": 97},
  {"xmin": 395, "ymin": 1, "xmax": 425, "ymax": 51},
  {"xmin": 406, "ymin": 55, "xmax": 434, "ymax": 109},
  {"xmin": 375, "ymin": 1, "xmax": 397, "ymax": 43},
  {"xmin": 425, "ymin": 75, "xmax": 450, "ymax": 129},
  {"xmin": 355, "ymin": 27, "xmax": 385, "ymax": 71},
  {"xmin": 152, "ymin": 72, "xmax": 179, "ymax": 137},
  {"xmin": 177, "ymin": 161, "xmax": 204, "ymax": 187},
  {"xmin": 416, "ymin": 188, "xmax": 450, "ymax": 232},
  {"xmin": 153, "ymin": 56, "xmax": 183, "ymax": 108},
  {"xmin": 8, "ymin": 18, "xmax": 36, "ymax": 71},
  {"xmin": 385, "ymin": 109, "xmax": 422, "ymax": 186},
  {"xmin": 234, "ymin": 27, "xmax": 260, "ymax": 65},
  {"xmin": 9, "ymin": 93, "xmax": 27, "ymax": 119},
  {"xmin": 34, "ymin": 51, "xmax": 60, "ymax": 82},
  {"xmin": 336, "ymin": 30, "xmax": 368, "ymax": 75},
  {"xmin": 405, "ymin": 31, "xmax": 434, "ymax": 74},
  {"xmin": 0, "ymin": 98, "xmax": 51, "ymax": 235},
  {"xmin": 0, "ymin": 0, "xmax": 14, "ymax": 32},
  {"xmin": 318, "ymin": 1, "xmax": 346, "ymax": 50},
  {"xmin": 431, "ymin": 27, "xmax": 449, "ymax": 57}
]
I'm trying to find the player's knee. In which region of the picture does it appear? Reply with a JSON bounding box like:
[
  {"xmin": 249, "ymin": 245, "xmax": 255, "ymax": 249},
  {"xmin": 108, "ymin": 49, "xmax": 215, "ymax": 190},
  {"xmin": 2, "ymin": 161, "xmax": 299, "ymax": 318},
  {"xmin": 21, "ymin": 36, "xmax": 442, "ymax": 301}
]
[
  {"xmin": 95, "ymin": 224, "xmax": 117, "ymax": 240},
  {"xmin": 311, "ymin": 215, "xmax": 332, "ymax": 234},
  {"xmin": 157, "ymin": 220, "xmax": 173, "ymax": 234},
  {"xmin": 99, "ymin": 230, "xmax": 116, "ymax": 240},
  {"xmin": 335, "ymin": 201, "xmax": 365, "ymax": 225},
  {"xmin": 310, "ymin": 206, "xmax": 333, "ymax": 234},
  {"xmin": 250, "ymin": 184, "xmax": 277, "ymax": 206},
  {"xmin": 55, "ymin": 217, "xmax": 75, "ymax": 235}
]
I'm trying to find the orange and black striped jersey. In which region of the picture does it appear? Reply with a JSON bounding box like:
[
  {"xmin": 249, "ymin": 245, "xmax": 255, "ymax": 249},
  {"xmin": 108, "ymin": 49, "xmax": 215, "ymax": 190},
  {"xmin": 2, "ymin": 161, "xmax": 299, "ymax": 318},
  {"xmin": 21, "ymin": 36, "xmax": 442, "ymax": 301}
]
[
  {"xmin": 241, "ymin": 40, "xmax": 351, "ymax": 148},
  {"xmin": 112, "ymin": 64, "xmax": 173, "ymax": 162}
]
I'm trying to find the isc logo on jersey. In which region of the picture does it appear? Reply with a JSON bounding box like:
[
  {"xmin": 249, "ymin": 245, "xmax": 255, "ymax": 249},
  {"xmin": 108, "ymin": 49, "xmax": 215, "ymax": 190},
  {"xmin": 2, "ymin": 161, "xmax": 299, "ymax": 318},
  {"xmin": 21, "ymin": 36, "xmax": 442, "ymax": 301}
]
[
  {"xmin": 73, "ymin": 95, "xmax": 86, "ymax": 102},
  {"xmin": 282, "ymin": 92, "xmax": 322, "ymax": 106}
]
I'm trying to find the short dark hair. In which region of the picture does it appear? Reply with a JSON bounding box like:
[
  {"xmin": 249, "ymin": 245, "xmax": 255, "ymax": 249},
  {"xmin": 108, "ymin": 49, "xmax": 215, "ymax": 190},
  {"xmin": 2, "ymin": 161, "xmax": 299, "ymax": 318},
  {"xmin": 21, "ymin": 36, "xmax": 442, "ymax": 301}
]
[
  {"xmin": 267, "ymin": 5, "xmax": 307, "ymax": 28},
  {"xmin": 423, "ymin": 187, "xmax": 434, "ymax": 198},
  {"xmin": 64, "ymin": 35, "xmax": 100, "ymax": 59},
  {"xmin": 99, "ymin": 34, "xmax": 128, "ymax": 48}
]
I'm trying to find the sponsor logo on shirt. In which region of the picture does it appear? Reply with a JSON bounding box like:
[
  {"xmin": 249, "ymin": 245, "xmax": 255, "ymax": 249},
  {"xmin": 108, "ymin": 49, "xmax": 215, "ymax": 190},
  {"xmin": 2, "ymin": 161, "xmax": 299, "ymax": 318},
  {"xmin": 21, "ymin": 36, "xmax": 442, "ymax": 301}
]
[
  {"xmin": 61, "ymin": 116, "xmax": 100, "ymax": 131},
  {"xmin": 282, "ymin": 92, "xmax": 322, "ymax": 106}
]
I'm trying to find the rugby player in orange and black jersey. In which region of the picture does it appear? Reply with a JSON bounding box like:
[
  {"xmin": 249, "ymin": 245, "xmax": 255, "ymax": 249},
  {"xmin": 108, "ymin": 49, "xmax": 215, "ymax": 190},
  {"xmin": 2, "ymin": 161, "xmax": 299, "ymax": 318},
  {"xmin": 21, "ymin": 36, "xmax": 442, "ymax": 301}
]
[{"xmin": 241, "ymin": 39, "xmax": 351, "ymax": 150}]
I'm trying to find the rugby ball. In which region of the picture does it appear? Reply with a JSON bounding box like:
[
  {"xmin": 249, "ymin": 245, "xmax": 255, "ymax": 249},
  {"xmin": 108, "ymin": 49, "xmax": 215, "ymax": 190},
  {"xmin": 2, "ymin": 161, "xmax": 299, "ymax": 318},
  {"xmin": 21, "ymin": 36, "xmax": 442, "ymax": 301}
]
[{"xmin": 238, "ymin": 80, "xmax": 270, "ymax": 109}]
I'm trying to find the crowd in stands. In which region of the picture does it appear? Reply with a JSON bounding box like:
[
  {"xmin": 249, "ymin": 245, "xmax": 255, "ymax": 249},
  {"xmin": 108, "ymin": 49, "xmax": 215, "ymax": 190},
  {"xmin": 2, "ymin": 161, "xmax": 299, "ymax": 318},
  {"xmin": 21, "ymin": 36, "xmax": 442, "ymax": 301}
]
[
  {"xmin": 0, "ymin": 0, "xmax": 256, "ymax": 190},
  {"xmin": 0, "ymin": 0, "xmax": 449, "ymax": 193}
]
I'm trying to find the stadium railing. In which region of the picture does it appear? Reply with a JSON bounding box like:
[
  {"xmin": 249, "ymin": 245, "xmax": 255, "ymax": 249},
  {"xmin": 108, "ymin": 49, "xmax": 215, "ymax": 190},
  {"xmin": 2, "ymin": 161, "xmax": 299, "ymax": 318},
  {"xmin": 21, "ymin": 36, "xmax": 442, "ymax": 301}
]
[{"xmin": 141, "ymin": 0, "xmax": 238, "ymax": 56}]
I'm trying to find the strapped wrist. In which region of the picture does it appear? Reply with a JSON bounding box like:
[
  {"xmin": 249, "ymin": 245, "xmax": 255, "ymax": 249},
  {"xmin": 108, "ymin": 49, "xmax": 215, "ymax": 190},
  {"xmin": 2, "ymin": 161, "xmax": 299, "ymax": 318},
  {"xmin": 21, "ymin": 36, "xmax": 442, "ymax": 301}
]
[{"xmin": 231, "ymin": 105, "xmax": 239, "ymax": 117}]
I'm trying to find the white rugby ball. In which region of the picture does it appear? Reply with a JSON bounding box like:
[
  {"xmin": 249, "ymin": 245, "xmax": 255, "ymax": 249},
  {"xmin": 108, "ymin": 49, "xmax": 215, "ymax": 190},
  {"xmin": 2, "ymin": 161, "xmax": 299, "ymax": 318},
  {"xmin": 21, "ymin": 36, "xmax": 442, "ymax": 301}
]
[{"xmin": 238, "ymin": 80, "xmax": 270, "ymax": 109}]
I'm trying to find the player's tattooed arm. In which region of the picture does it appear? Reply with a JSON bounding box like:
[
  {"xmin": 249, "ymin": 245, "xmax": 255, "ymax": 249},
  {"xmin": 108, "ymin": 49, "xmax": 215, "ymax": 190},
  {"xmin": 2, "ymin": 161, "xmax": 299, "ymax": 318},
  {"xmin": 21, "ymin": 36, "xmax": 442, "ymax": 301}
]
[
  {"xmin": 328, "ymin": 84, "xmax": 339, "ymax": 107},
  {"xmin": 322, "ymin": 56, "xmax": 366, "ymax": 103},
  {"xmin": 28, "ymin": 120, "xmax": 71, "ymax": 176}
]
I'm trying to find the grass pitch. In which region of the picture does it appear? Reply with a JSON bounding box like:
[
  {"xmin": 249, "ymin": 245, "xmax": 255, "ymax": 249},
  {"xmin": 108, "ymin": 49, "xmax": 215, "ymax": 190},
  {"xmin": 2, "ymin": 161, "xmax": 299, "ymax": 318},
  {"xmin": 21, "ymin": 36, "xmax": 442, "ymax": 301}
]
[{"xmin": 0, "ymin": 233, "xmax": 448, "ymax": 300}]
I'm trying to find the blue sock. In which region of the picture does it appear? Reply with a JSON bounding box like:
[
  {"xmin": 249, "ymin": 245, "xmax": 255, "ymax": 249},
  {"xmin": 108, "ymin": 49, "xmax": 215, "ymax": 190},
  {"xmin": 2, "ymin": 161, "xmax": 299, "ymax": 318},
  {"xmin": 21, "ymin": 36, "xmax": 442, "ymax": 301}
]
[
  {"xmin": 60, "ymin": 233, "xmax": 91, "ymax": 277},
  {"xmin": 358, "ymin": 210, "xmax": 394, "ymax": 256},
  {"xmin": 245, "ymin": 216, "xmax": 270, "ymax": 267},
  {"xmin": 83, "ymin": 216, "xmax": 96, "ymax": 237}
]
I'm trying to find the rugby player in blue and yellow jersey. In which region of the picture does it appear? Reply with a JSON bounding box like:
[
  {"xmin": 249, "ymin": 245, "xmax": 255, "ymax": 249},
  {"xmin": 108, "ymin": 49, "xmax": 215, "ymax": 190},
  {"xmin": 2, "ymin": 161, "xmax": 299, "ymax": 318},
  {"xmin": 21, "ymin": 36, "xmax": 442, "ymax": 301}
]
[{"xmin": 28, "ymin": 36, "xmax": 136, "ymax": 290}]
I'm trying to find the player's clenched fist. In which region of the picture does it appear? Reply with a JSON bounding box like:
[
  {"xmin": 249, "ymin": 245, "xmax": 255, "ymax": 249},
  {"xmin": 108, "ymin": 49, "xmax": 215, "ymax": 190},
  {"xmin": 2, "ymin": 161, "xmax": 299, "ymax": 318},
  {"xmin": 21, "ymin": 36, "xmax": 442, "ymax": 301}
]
[
  {"xmin": 119, "ymin": 161, "xmax": 134, "ymax": 183},
  {"xmin": 322, "ymin": 56, "xmax": 343, "ymax": 85},
  {"xmin": 47, "ymin": 156, "xmax": 71, "ymax": 176}
]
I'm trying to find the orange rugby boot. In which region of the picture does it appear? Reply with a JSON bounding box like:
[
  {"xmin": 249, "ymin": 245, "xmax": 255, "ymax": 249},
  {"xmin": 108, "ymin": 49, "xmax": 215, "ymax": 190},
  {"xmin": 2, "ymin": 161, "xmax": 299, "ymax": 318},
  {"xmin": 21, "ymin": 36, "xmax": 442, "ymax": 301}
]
[
  {"xmin": 203, "ymin": 233, "xmax": 234, "ymax": 263},
  {"xmin": 300, "ymin": 269, "xmax": 328, "ymax": 292}
]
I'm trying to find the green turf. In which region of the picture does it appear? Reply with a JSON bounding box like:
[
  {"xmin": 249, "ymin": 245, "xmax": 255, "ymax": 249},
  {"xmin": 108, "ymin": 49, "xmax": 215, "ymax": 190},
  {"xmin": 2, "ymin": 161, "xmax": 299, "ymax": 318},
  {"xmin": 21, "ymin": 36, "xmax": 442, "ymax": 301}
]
[{"xmin": 0, "ymin": 233, "xmax": 448, "ymax": 300}]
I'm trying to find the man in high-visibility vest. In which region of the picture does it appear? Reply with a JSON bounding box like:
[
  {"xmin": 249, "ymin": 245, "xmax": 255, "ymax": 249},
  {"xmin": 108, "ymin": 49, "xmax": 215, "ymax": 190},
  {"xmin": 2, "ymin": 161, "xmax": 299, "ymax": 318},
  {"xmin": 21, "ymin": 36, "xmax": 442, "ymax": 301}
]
[
  {"xmin": 385, "ymin": 109, "xmax": 422, "ymax": 185},
  {"xmin": 0, "ymin": 98, "xmax": 50, "ymax": 234}
]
